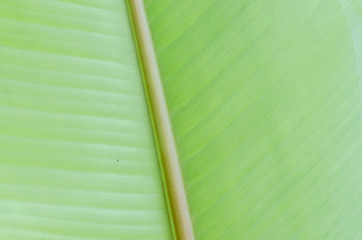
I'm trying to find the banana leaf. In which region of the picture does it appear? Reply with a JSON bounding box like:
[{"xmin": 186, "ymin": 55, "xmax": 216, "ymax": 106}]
[
  {"xmin": 0, "ymin": 0, "xmax": 171, "ymax": 239},
  {"xmin": 144, "ymin": 0, "xmax": 362, "ymax": 239},
  {"xmin": 1, "ymin": 0, "xmax": 362, "ymax": 239}
]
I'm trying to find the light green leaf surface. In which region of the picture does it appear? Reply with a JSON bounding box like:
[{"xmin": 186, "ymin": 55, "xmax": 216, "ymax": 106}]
[
  {"xmin": 0, "ymin": 0, "xmax": 171, "ymax": 239},
  {"xmin": 145, "ymin": 0, "xmax": 362, "ymax": 239}
]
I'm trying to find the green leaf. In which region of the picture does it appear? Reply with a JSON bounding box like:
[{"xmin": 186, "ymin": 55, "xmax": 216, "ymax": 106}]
[
  {"xmin": 145, "ymin": 0, "xmax": 362, "ymax": 239},
  {"xmin": 0, "ymin": 0, "xmax": 171, "ymax": 239},
  {"xmin": 2, "ymin": 0, "xmax": 362, "ymax": 239}
]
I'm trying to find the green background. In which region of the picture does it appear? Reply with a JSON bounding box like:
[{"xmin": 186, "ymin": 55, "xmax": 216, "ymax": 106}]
[{"xmin": 0, "ymin": 0, "xmax": 361, "ymax": 239}]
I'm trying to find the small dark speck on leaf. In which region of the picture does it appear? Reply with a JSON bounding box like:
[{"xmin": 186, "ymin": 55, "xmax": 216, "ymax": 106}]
[{"xmin": 116, "ymin": 159, "xmax": 119, "ymax": 162}]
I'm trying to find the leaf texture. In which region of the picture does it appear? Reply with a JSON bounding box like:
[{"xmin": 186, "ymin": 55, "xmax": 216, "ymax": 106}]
[
  {"xmin": 145, "ymin": 0, "xmax": 362, "ymax": 239},
  {"xmin": 342, "ymin": 0, "xmax": 362, "ymax": 105},
  {"xmin": 0, "ymin": 0, "xmax": 171, "ymax": 239}
]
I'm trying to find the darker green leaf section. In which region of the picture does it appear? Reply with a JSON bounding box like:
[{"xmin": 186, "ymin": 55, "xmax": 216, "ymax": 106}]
[{"xmin": 145, "ymin": 0, "xmax": 362, "ymax": 239}]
